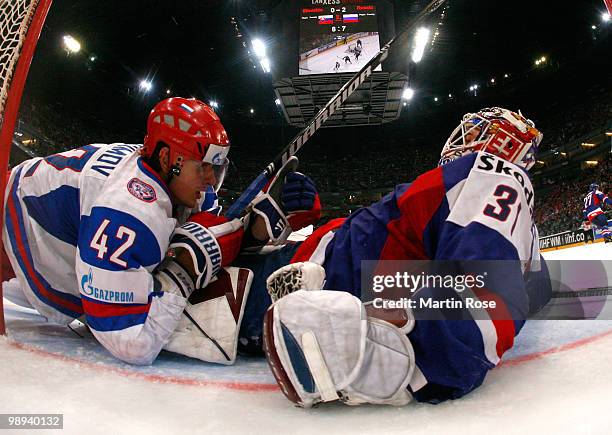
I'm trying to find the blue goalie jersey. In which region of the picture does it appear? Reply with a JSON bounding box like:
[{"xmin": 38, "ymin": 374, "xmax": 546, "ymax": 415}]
[{"xmin": 288, "ymin": 151, "xmax": 548, "ymax": 403}]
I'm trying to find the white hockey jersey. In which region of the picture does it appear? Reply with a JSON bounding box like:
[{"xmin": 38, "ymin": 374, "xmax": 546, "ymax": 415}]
[{"xmin": 3, "ymin": 143, "xmax": 190, "ymax": 364}]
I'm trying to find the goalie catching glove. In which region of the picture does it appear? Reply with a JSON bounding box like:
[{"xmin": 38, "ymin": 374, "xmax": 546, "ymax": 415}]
[
  {"xmin": 266, "ymin": 261, "xmax": 326, "ymax": 302},
  {"xmin": 250, "ymin": 156, "xmax": 321, "ymax": 244},
  {"xmin": 263, "ymin": 290, "xmax": 416, "ymax": 408}
]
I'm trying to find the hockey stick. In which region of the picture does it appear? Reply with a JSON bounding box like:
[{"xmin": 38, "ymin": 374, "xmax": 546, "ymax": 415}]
[{"xmin": 225, "ymin": 0, "xmax": 447, "ymax": 219}]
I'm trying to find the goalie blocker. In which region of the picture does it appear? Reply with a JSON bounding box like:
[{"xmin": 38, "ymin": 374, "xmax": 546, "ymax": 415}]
[{"xmin": 263, "ymin": 290, "xmax": 416, "ymax": 407}]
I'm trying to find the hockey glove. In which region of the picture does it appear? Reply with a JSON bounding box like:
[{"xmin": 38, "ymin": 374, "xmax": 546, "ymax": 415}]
[
  {"xmin": 250, "ymin": 157, "xmax": 321, "ymax": 245},
  {"xmin": 169, "ymin": 212, "xmax": 245, "ymax": 289},
  {"xmin": 281, "ymin": 172, "xmax": 321, "ymax": 231},
  {"xmin": 154, "ymin": 259, "xmax": 196, "ymax": 299}
]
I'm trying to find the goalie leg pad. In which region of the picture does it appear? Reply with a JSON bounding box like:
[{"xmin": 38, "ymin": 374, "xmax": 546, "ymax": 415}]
[
  {"xmin": 164, "ymin": 267, "xmax": 253, "ymax": 364},
  {"xmin": 263, "ymin": 290, "xmax": 415, "ymax": 408}
]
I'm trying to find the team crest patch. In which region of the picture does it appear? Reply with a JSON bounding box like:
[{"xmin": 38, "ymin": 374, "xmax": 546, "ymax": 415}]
[{"xmin": 127, "ymin": 178, "xmax": 157, "ymax": 202}]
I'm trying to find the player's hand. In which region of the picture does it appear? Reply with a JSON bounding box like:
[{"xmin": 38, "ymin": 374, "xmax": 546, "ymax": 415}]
[{"xmin": 281, "ymin": 172, "xmax": 321, "ymax": 230}]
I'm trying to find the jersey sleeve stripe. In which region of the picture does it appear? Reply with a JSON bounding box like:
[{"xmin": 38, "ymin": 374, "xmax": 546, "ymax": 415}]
[
  {"xmin": 472, "ymin": 287, "xmax": 516, "ymax": 360},
  {"xmin": 290, "ymin": 218, "xmax": 345, "ymax": 263},
  {"xmin": 85, "ymin": 312, "xmax": 149, "ymax": 332},
  {"xmin": 81, "ymin": 295, "xmax": 152, "ymax": 317},
  {"xmin": 4, "ymin": 167, "xmax": 83, "ymax": 318},
  {"xmin": 379, "ymin": 166, "xmax": 446, "ymax": 261},
  {"xmin": 81, "ymin": 295, "xmax": 152, "ymax": 332}
]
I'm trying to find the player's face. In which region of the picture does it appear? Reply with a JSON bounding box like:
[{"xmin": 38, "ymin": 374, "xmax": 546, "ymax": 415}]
[
  {"xmin": 464, "ymin": 124, "xmax": 482, "ymax": 146},
  {"xmin": 170, "ymin": 160, "xmax": 216, "ymax": 208}
]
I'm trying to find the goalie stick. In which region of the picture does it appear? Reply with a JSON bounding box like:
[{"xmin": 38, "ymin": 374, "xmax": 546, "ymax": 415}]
[{"xmin": 225, "ymin": 0, "xmax": 447, "ymax": 219}]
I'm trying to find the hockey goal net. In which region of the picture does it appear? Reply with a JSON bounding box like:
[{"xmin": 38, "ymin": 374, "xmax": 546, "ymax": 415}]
[{"xmin": 0, "ymin": 0, "xmax": 52, "ymax": 334}]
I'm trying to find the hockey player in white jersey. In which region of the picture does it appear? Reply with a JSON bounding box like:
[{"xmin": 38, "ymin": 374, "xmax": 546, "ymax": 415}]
[
  {"xmin": 1, "ymin": 96, "xmax": 320, "ymax": 365},
  {"xmin": 260, "ymin": 107, "xmax": 554, "ymax": 406}
]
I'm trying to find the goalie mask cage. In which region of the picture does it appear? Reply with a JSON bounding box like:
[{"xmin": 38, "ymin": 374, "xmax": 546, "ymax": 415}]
[{"xmin": 0, "ymin": 0, "xmax": 52, "ymax": 335}]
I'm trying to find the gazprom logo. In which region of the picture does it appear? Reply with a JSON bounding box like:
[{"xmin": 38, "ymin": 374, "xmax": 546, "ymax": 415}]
[
  {"xmin": 81, "ymin": 269, "xmax": 94, "ymax": 295},
  {"xmin": 80, "ymin": 268, "xmax": 135, "ymax": 303}
]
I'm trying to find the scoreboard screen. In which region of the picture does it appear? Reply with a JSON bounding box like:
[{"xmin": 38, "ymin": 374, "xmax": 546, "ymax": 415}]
[{"xmin": 299, "ymin": 0, "xmax": 381, "ymax": 76}]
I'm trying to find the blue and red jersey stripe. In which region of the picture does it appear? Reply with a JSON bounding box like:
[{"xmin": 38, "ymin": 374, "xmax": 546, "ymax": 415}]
[{"xmin": 4, "ymin": 167, "xmax": 83, "ymax": 318}]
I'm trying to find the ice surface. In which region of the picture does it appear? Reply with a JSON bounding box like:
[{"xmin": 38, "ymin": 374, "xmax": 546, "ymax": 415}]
[
  {"xmin": 299, "ymin": 35, "xmax": 381, "ymax": 75},
  {"xmin": 1, "ymin": 242, "xmax": 611, "ymax": 434}
]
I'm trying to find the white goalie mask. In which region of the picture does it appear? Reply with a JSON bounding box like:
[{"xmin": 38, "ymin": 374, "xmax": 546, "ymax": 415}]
[{"xmin": 439, "ymin": 107, "xmax": 543, "ymax": 170}]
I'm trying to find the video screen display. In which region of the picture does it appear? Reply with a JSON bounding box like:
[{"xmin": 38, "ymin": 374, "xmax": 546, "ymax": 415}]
[{"xmin": 299, "ymin": 0, "xmax": 381, "ymax": 75}]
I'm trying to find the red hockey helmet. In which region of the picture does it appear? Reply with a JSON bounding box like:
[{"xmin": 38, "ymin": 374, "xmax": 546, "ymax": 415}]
[
  {"xmin": 143, "ymin": 97, "xmax": 230, "ymax": 190},
  {"xmin": 440, "ymin": 107, "xmax": 543, "ymax": 170}
]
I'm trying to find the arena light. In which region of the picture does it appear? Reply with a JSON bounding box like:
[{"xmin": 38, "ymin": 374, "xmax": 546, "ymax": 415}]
[
  {"xmin": 260, "ymin": 57, "xmax": 271, "ymax": 73},
  {"xmin": 139, "ymin": 80, "xmax": 153, "ymax": 92},
  {"xmin": 606, "ymin": 132, "xmax": 612, "ymax": 136},
  {"xmin": 434, "ymin": 97, "xmax": 438, "ymax": 102},
  {"xmin": 89, "ymin": 55, "xmax": 96, "ymax": 62},
  {"xmin": 209, "ymin": 100, "xmax": 219, "ymax": 109},
  {"xmin": 62, "ymin": 35, "xmax": 81, "ymax": 53},
  {"xmin": 402, "ymin": 87, "xmax": 415, "ymax": 100},
  {"xmin": 592, "ymin": 25, "xmax": 597, "ymax": 29},
  {"xmin": 411, "ymin": 27, "xmax": 430, "ymax": 63},
  {"xmin": 504, "ymin": 73, "xmax": 509, "ymax": 78},
  {"xmin": 166, "ymin": 89, "xmax": 171, "ymax": 95},
  {"xmin": 490, "ymin": 78, "xmax": 495, "ymax": 83},
  {"xmin": 585, "ymin": 160, "xmax": 599, "ymax": 166},
  {"xmin": 250, "ymin": 108, "xmax": 255, "ymax": 114},
  {"xmin": 275, "ymin": 98, "xmax": 281, "ymax": 106},
  {"xmin": 582, "ymin": 142, "xmax": 596, "ymax": 148},
  {"xmin": 251, "ymin": 39, "xmax": 266, "ymax": 59},
  {"xmin": 603, "ymin": 12, "xmax": 611, "ymax": 22}
]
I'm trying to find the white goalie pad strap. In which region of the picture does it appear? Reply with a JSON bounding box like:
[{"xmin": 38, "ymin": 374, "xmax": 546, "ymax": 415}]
[
  {"xmin": 264, "ymin": 290, "xmax": 415, "ymax": 408},
  {"xmin": 301, "ymin": 332, "xmax": 340, "ymax": 402},
  {"xmin": 266, "ymin": 261, "xmax": 326, "ymax": 302},
  {"xmin": 169, "ymin": 221, "xmax": 222, "ymax": 289},
  {"xmin": 164, "ymin": 267, "xmax": 253, "ymax": 364}
]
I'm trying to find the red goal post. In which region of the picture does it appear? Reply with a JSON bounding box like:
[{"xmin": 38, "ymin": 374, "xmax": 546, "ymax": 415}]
[{"xmin": 0, "ymin": 0, "xmax": 53, "ymax": 334}]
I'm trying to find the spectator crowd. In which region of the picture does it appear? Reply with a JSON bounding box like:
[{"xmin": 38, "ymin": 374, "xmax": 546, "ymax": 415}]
[{"xmin": 12, "ymin": 87, "xmax": 611, "ymax": 238}]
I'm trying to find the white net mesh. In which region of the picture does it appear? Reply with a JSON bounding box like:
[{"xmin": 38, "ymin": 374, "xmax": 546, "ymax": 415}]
[{"xmin": 0, "ymin": 0, "xmax": 39, "ymax": 121}]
